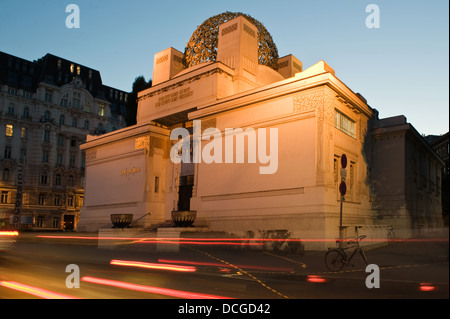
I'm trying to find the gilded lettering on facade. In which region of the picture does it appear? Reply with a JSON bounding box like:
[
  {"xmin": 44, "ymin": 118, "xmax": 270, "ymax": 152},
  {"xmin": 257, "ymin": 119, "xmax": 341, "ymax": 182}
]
[
  {"xmin": 120, "ymin": 167, "xmax": 141, "ymax": 176},
  {"xmin": 155, "ymin": 87, "xmax": 194, "ymax": 107}
]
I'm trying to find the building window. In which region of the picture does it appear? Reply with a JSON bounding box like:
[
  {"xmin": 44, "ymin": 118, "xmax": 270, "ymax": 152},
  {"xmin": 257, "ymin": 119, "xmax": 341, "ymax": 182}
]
[
  {"xmin": 67, "ymin": 195, "xmax": 74, "ymax": 207},
  {"xmin": 60, "ymin": 93, "xmax": 68, "ymax": 107},
  {"xmin": 1, "ymin": 191, "xmax": 8, "ymax": 204},
  {"xmin": 23, "ymin": 107, "xmax": 30, "ymax": 119},
  {"xmin": 42, "ymin": 151, "xmax": 49, "ymax": 163},
  {"xmin": 60, "ymin": 114, "xmax": 65, "ymax": 125},
  {"xmin": 55, "ymin": 173, "xmax": 61, "ymax": 186},
  {"xmin": 7, "ymin": 103, "xmax": 15, "ymax": 115},
  {"xmin": 70, "ymin": 136, "xmax": 77, "ymax": 148},
  {"xmin": 2, "ymin": 169, "xmax": 11, "ymax": 182},
  {"xmin": 334, "ymin": 157, "xmax": 339, "ymax": 183},
  {"xmin": 77, "ymin": 66, "xmax": 81, "ymax": 75},
  {"xmin": 20, "ymin": 148, "xmax": 27, "ymax": 162},
  {"xmin": 44, "ymin": 110, "xmax": 51, "ymax": 121},
  {"xmin": 84, "ymin": 120, "xmax": 89, "ymax": 130},
  {"xmin": 52, "ymin": 218, "xmax": 60, "ymax": 228},
  {"xmin": 5, "ymin": 124, "xmax": 13, "ymax": 137},
  {"xmin": 98, "ymin": 104, "xmax": 105, "ymax": 117},
  {"xmin": 56, "ymin": 153, "xmax": 63, "ymax": 166},
  {"xmin": 58, "ymin": 134, "xmax": 64, "ymax": 146},
  {"xmin": 154, "ymin": 176, "xmax": 160, "ymax": 193},
  {"xmin": 45, "ymin": 90, "xmax": 53, "ymax": 103},
  {"xmin": 38, "ymin": 194, "xmax": 45, "ymax": 205},
  {"xmin": 68, "ymin": 175, "xmax": 74, "ymax": 186},
  {"xmin": 69, "ymin": 156, "xmax": 75, "ymax": 168},
  {"xmin": 35, "ymin": 216, "xmax": 43, "ymax": 227},
  {"xmin": 21, "ymin": 127, "xmax": 27, "ymax": 139},
  {"xmin": 72, "ymin": 117, "xmax": 78, "ymax": 127},
  {"xmin": 44, "ymin": 130, "xmax": 51, "ymax": 143},
  {"xmin": 54, "ymin": 194, "xmax": 61, "ymax": 206},
  {"xmin": 334, "ymin": 109, "xmax": 356, "ymax": 138},
  {"xmin": 40, "ymin": 172, "xmax": 48, "ymax": 184},
  {"xmin": 70, "ymin": 64, "xmax": 75, "ymax": 73},
  {"xmin": 72, "ymin": 92, "xmax": 81, "ymax": 109},
  {"xmin": 4, "ymin": 146, "xmax": 12, "ymax": 159},
  {"xmin": 57, "ymin": 59, "xmax": 62, "ymax": 70}
]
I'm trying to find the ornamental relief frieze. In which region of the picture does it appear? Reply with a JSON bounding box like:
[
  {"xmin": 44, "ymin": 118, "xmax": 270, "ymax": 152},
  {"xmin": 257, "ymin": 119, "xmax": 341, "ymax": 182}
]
[
  {"xmin": 293, "ymin": 90, "xmax": 334, "ymax": 125},
  {"xmin": 135, "ymin": 136, "xmax": 150, "ymax": 156},
  {"xmin": 85, "ymin": 150, "xmax": 97, "ymax": 162}
]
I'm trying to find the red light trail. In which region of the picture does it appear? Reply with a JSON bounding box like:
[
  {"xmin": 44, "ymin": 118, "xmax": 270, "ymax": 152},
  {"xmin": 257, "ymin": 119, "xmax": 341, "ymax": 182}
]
[
  {"xmin": 157, "ymin": 258, "xmax": 294, "ymax": 272},
  {"xmin": 110, "ymin": 259, "xmax": 196, "ymax": 272},
  {"xmin": 81, "ymin": 276, "xmax": 234, "ymax": 299}
]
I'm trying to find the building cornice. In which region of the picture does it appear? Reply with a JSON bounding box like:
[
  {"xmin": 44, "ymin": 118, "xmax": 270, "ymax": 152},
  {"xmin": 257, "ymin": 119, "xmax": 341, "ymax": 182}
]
[
  {"xmin": 188, "ymin": 69, "xmax": 373, "ymax": 120},
  {"xmin": 80, "ymin": 122, "xmax": 169, "ymax": 151},
  {"xmin": 137, "ymin": 62, "xmax": 234, "ymax": 102}
]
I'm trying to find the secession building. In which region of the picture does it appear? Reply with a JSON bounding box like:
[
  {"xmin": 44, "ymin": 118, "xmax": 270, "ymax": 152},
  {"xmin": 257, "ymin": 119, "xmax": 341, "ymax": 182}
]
[
  {"xmin": 78, "ymin": 13, "xmax": 443, "ymax": 249},
  {"xmin": 0, "ymin": 52, "xmax": 128, "ymax": 230}
]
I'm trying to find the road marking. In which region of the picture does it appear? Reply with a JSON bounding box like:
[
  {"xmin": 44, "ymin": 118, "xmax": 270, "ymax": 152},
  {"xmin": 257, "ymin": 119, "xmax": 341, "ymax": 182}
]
[{"xmin": 185, "ymin": 245, "xmax": 291, "ymax": 299}]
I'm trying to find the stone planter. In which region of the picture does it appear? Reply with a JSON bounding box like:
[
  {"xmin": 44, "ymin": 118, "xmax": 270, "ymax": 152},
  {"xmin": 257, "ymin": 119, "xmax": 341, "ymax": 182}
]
[
  {"xmin": 110, "ymin": 214, "xmax": 133, "ymax": 229},
  {"xmin": 171, "ymin": 211, "xmax": 196, "ymax": 227}
]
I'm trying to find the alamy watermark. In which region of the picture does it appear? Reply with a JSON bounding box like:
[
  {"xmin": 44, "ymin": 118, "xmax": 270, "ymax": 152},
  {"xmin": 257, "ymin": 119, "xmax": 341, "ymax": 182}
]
[
  {"xmin": 65, "ymin": 264, "xmax": 80, "ymax": 288},
  {"xmin": 65, "ymin": 4, "xmax": 80, "ymax": 29},
  {"xmin": 365, "ymin": 264, "xmax": 380, "ymax": 288},
  {"xmin": 366, "ymin": 4, "xmax": 380, "ymax": 29},
  {"xmin": 169, "ymin": 120, "xmax": 278, "ymax": 175}
]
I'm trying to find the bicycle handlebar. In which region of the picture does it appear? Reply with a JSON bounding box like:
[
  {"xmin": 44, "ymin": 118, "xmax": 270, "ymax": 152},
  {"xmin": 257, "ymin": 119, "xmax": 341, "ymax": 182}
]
[{"xmin": 346, "ymin": 235, "xmax": 366, "ymax": 245}]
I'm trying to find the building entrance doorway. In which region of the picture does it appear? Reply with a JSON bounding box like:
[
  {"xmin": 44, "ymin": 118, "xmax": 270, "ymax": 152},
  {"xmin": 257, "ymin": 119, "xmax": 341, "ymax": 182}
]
[
  {"xmin": 178, "ymin": 175, "xmax": 194, "ymax": 211},
  {"xmin": 63, "ymin": 214, "xmax": 75, "ymax": 231}
]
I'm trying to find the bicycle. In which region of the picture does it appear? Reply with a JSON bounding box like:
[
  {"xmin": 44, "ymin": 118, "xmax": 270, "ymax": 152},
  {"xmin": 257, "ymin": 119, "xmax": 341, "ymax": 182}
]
[
  {"xmin": 386, "ymin": 225, "xmax": 395, "ymax": 245},
  {"xmin": 324, "ymin": 235, "xmax": 368, "ymax": 272}
]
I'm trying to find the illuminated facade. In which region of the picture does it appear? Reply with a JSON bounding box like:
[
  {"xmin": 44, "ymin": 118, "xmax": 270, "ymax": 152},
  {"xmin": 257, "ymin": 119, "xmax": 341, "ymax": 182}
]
[
  {"xmin": 79, "ymin": 14, "xmax": 443, "ymax": 249},
  {"xmin": 0, "ymin": 52, "xmax": 128, "ymax": 230}
]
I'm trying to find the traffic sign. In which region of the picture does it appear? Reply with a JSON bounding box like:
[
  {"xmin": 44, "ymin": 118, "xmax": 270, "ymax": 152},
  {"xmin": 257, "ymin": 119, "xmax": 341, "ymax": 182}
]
[{"xmin": 341, "ymin": 154, "xmax": 347, "ymax": 168}]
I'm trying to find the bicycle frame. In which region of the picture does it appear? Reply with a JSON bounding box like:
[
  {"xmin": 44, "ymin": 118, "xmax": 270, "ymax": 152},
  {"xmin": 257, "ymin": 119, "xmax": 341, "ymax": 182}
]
[
  {"xmin": 325, "ymin": 235, "xmax": 368, "ymax": 271},
  {"xmin": 340, "ymin": 245, "xmax": 366, "ymax": 266}
]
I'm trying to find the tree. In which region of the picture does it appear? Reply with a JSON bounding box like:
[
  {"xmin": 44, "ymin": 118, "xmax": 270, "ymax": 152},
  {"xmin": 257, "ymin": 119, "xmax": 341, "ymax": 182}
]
[{"xmin": 125, "ymin": 76, "xmax": 152, "ymax": 126}]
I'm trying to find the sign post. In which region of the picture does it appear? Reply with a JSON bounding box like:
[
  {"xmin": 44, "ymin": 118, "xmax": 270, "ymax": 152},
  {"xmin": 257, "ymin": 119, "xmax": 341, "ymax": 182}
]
[{"xmin": 339, "ymin": 154, "xmax": 347, "ymax": 248}]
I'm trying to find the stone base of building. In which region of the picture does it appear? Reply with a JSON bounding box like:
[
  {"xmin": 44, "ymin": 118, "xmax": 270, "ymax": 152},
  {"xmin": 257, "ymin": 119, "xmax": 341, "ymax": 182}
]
[
  {"xmin": 156, "ymin": 227, "xmax": 208, "ymax": 252},
  {"xmin": 97, "ymin": 228, "xmax": 147, "ymax": 249}
]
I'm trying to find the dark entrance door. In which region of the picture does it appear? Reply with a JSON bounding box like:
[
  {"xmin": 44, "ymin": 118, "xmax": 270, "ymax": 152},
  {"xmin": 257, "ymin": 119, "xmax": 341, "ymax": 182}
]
[
  {"xmin": 177, "ymin": 175, "xmax": 194, "ymax": 211},
  {"xmin": 63, "ymin": 215, "xmax": 75, "ymax": 231}
]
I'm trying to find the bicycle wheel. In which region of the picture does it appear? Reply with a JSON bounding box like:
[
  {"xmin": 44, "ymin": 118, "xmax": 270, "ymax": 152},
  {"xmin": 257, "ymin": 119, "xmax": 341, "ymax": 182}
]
[{"xmin": 325, "ymin": 249, "xmax": 345, "ymax": 272}]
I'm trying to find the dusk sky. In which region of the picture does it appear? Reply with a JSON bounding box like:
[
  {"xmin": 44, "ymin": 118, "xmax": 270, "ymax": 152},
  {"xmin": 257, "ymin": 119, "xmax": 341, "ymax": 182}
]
[{"xmin": 0, "ymin": 0, "xmax": 448, "ymax": 135}]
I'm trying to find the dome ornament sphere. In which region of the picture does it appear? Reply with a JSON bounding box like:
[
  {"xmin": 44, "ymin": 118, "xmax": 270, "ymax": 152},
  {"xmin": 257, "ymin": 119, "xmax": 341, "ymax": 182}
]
[{"xmin": 184, "ymin": 12, "xmax": 279, "ymax": 71}]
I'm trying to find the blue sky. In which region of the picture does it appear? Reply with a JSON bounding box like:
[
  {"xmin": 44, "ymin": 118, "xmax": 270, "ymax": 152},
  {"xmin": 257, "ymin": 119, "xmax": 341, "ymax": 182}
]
[{"xmin": 0, "ymin": 0, "xmax": 448, "ymax": 135}]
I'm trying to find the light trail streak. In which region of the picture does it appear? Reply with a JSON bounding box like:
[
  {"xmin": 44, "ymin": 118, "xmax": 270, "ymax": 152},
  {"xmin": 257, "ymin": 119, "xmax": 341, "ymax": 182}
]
[
  {"xmin": 419, "ymin": 283, "xmax": 436, "ymax": 292},
  {"xmin": 0, "ymin": 281, "xmax": 80, "ymax": 299},
  {"xmin": 110, "ymin": 259, "xmax": 196, "ymax": 272},
  {"xmin": 36, "ymin": 235, "xmax": 449, "ymax": 243},
  {"xmin": 81, "ymin": 276, "xmax": 234, "ymax": 299},
  {"xmin": 0, "ymin": 231, "xmax": 19, "ymax": 236},
  {"xmin": 157, "ymin": 259, "xmax": 294, "ymax": 272},
  {"xmin": 306, "ymin": 275, "xmax": 328, "ymax": 283}
]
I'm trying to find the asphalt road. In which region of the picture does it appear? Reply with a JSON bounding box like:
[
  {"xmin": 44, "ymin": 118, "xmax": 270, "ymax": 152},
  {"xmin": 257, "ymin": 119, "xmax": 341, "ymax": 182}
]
[{"xmin": 0, "ymin": 231, "xmax": 448, "ymax": 305}]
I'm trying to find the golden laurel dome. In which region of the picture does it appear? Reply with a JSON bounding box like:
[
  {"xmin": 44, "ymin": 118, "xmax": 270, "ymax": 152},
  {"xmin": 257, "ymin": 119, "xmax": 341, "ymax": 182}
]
[{"xmin": 184, "ymin": 12, "xmax": 279, "ymax": 71}]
